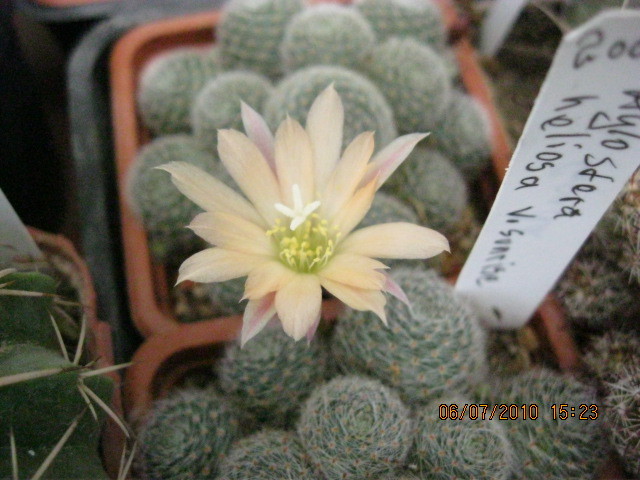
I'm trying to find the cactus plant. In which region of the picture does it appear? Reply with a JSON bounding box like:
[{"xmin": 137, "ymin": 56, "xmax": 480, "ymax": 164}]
[
  {"xmin": 264, "ymin": 65, "xmax": 397, "ymax": 149},
  {"xmin": 217, "ymin": 326, "xmax": 327, "ymax": 428},
  {"xmin": 382, "ymin": 147, "xmax": 468, "ymax": 234},
  {"xmin": 363, "ymin": 37, "xmax": 452, "ymax": 134},
  {"xmin": 354, "ymin": 0, "xmax": 446, "ymax": 50},
  {"xmin": 409, "ymin": 394, "xmax": 515, "ymax": 479},
  {"xmin": 331, "ymin": 266, "xmax": 487, "ymax": 404},
  {"xmin": 191, "ymin": 71, "xmax": 273, "ymax": 152},
  {"xmin": 218, "ymin": 0, "xmax": 303, "ymax": 79},
  {"xmin": 279, "ymin": 4, "xmax": 376, "ymax": 72},
  {"xmin": 617, "ymin": 169, "xmax": 640, "ymax": 284},
  {"xmin": 137, "ymin": 47, "xmax": 223, "ymax": 136},
  {"xmin": 217, "ymin": 429, "xmax": 316, "ymax": 480},
  {"xmin": 297, "ymin": 375, "xmax": 413, "ymax": 480},
  {"xmin": 135, "ymin": 388, "xmax": 239, "ymax": 480},
  {"xmin": 583, "ymin": 330, "xmax": 640, "ymax": 386},
  {"xmin": 204, "ymin": 277, "xmax": 246, "ymax": 317}
]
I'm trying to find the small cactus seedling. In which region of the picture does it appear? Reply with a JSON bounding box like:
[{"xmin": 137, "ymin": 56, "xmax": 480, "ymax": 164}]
[
  {"xmin": 280, "ymin": 4, "xmax": 376, "ymax": 72},
  {"xmin": 216, "ymin": 430, "xmax": 316, "ymax": 480},
  {"xmin": 297, "ymin": 375, "xmax": 413, "ymax": 480},
  {"xmin": 137, "ymin": 47, "xmax": 223, "ymax": 136},
  {"xmin": 135, "ymin": 388, "xmax": 239, "ymax": 480}
]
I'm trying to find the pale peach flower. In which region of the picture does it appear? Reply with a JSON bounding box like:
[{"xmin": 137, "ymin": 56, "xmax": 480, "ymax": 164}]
[{"xmin": 159, "ymin": 85, "xmax": 448, "ymax": 345}]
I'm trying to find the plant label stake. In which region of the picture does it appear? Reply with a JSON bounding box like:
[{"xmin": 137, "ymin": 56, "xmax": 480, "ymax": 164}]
[
  {"xmin": 0, "ymin": 188, "xmax": 43, "ymax": 265},
  {"xmin": 456, "ymin": 9, "xmax": 640, "ymax": 328}
]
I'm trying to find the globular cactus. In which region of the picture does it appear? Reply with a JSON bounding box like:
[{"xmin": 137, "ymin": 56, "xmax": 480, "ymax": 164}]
[
  {"xmin": 217, "ymin": 326, "xmax": 327, "ymax": 428},
  {"xmin": 191, "ymin": 71, "xmax": 273, "ymax": 152},
  {"xmin": 354, "ymin": 0, "xmax": 446, "ymax": 50},
  {"xmin": 279, "ymin": 4, "xmax": 376, "ymax": 72},
  {"xmin": 362, "ymin": 37, "xmax": 452, "ymax": 134},
  {"xmin": 216, "ymin": 430, "xmax": 316, "ymax": 480},
  {"xmin": 382, "ymin": 147, "xmax": 468, "ymax": 235},
  {"xmin": 137, "ymin": 47, "xmax": 223, "ymax": 136},
  {"xmin": 583, "ymin": 330, "xmax": 640, "ymax": 386},
  {"xmin": 264, "ymin": 65, "xmax": 397, "ymax": 150},
  {"xmin": 205, "ymin": 277, "xmax": 246, "ymax": 317},
  {"xmin": 135, "ymin": 388, "xmax": 239, "ymax": 480},
  {"xmin": 430, "ymin": 91, "xmax": 492, "ymax": 180},
  {"xmin": 409, "ymin": 394, "xmax": 515, "ymax": 480},
  {"xmin": 331, "ymin": 266, "xmax": 487, "ymax": 405},
  {"xmin": 217, "ymin": 0, "xmax": 303, "ymax": 79},
  {"xmin": 126, "ymin": 135, "xmax": 234, "ymax": 263},
  {"xmin": 297, "ymin": 375, "xmax": 413, "ymax": 480},
  {"xmin": 616, "ymin": 169, "xmax": 640, "ymax": 285}
]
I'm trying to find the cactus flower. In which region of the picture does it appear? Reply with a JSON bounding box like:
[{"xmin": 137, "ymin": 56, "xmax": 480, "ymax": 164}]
[{"xmin": 159, "ymin": 85, "xmax": 448, "ymax": 345}]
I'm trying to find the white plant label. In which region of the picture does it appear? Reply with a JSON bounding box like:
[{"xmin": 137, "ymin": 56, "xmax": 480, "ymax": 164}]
[
  {"xmin": 456, "ymin": 9, "xmax": 640, "ymax": 328},
  {"xmin": 479, "ymin": 0, "xmax": 530, "ymax": 57},
  {"xmin": 0, "ymin": 188, "xmax": 42, "ymax": 265}
]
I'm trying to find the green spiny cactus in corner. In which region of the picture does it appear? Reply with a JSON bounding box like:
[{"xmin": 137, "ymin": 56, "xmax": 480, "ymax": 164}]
[
  {"xmin": 362, "ymin": 37, "xmax": 452, "ymax": 134},
  {"xmin": 264, "ymin": 65, "xmax": 397, "ymax": 150},
  {"xmin": 617, "ymin": 169, "xmax": 640, "ymax": 285},
  {"xmin": 191, "ymin": 71, "xmax": 273, "ymax": 152},
  {"xmin": 217, "ymin": 326, "xmax": 327, "ymax": 428},
  {"xmin": 409, "ymin": 394, "xmax": 515, "ymax": 479},
  {"xmin": 218, "ymin": 0, "xmax": 304, "ymax": 79},
  {"xmin": 297, "ymin": 375, "xmax": 413, "ymax": 480},
  {"xmin": 137, "ymin": 47, "xmax": 223, "ymax": 136},
  {"xmin": 331, "ymin": 266, "xmax": 487, "ymax": 405},
  {"xmin": 382, "ymin": 147, "xmax": 468, "ymax": 235},
  {"xmin": 217, "ymin": 430, "xmax": 316, "ymax": 480},
  {"xmin": 354, "ymin": 0, "xmax": 446, "ymax": 50},
  {"xmin": 279, "ymin": 4, "xmax": 376, "ymax": 72},
  {"xmin": 583, "ymin": 330, "xmax": 640, "ymax": 386},
  {"xmin": 135, "ymin": 388, "xmax": 239, "ymax": 480}
]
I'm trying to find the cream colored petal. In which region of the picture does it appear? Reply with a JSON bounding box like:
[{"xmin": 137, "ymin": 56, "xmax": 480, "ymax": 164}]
[
  {"xmin": 306, "ymin": 84, "xmax": 344, "ymax": 191},
  {"xmin": 320, "ymin": 278, "xmax": 387, "ymax": 325},
  {"xmin": 339, "ymin": 222, "xmax": 450, "ymax": 259},
  {"xmin": 243, "ymin": 260, "xmax": 296, "ymax": 300},
  {"xmin": 383, "ymin": 273, "xmax": 411, "ymax": 307},
  {"xmin": 322, "ymin": 132, "xmax": 374, "ymax": 218},
  {"xmin": 188, "ymin": 212, "xmax": 274, "ymax": 256},
  {"xmin": 176, "ymin": 248, "xmax": 265, "ymax": 284},
  {"xmin": 274, "ymin": 117, "xmax": 315, "ymax": 205},
  {"xmin": 241, "ymin": 102, "xmax": 275, "ymax": 170},
  {"xmin": 157, "ymin": 162, "xmax": 264, "ymax": 226},
  {"xmin": 275, "ymin": 274, "xmax": 322, "ymax": 341},
  {"xmin": 241, "ymin": 293, "xmax": 277, "ymax": 347},
  {"xmin": 218, "ymin": 129, "xmax": 282, "ymax": 224},
  {"xmin": 318, "ymin": 253, "xmax": 387, "ymax": 290},
  {"xmin": 331, "ymin": 176, "xmax": 378, "ymax": 237}
]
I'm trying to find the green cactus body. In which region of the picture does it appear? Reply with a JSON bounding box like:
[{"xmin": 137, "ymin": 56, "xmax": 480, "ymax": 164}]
[
  {"xmin": 583, "ymin": 330, "xmax": 640, "ymax": 386},
  {"xmin": 280, "ymin": 4, "xmax": 376, "ymax": 72},
  {"xmin": 264, "ymin": 65, "xmax": 397, "ymax": 150},
  {"xmin": 217, "ymin": 326, "xmax": 326, "ymax": 428},
  {"xmin": 191, "ymin": 71, "xmax": 273, "ymax": 152},
  {"xmin": 297, "ymin": 375, "xmax": 413, "ymax": 480},
  {"xmin": 136, "ymin": 388, "xmax": 239, "ymax": 480},
  {"xmin": 137, "ymin": 48, "xmax": 223, "ymax": 136},
  {"xmin": 486, "ymin": 369, "xmax": 604, "ymax": 480},
  {"xmin": 217, "ymin": 429, "xmax": 316, "ymax": 479},
  {"xmin": 354, "ymin": 0, "xmax": 446, "ymax": 50},
  {"xmin": 331, "ymin": 266, "xmax": 487, "ymax": 404},
  {"xmin": 430, "ymin": 91, "xmax": 492, "ymax": 179},
  {"xmin": 363, "ymin": 37, "xmax": 451, "ymax": 134},
  {"xmin": 409, "ymin": 395, "xmax": 515, "ymax": 479},
  {"xmin": 126, "ymin": 135, "xmax": 234, "ymax": 263},
  {"xmin": 617, "ymin": 170, "xmax": 640, "ymax": 284},
  {"xmin": 218, "ymin": 0, "xmax": 304, "ymax": 79},
  {"xmin": 204, "ymin": 277, "xmax": 246, "ymax": 317},
  {"xmin": 382, "ymin": 147, "xmax": 468, "ymax": 234}
]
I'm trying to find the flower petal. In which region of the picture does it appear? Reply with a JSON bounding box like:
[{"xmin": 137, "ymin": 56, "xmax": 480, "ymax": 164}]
[
  {"xmin": 360, "ymin": 133, "xmax": 428, "ymax": 189},
  {"xmin": 243, "ymin": 260, "xmax": 296, "ymax": 300},
  {"xmin": 188, "ymin": 212, "xmax": 274, "ymax": 256},
  {"xmin": 274, "ymin": 117, "xmax": 315, "ymax": 205},
  {"xmin": 318, "ymin": 253, "xmax": 387, "ymax": 290},
  {"xmin": 275, "ymin": 274, "xmax": 322, "ymax": 341},
  {"xmin": 218, "ymin": 129, "xmax": 282, "ymax": 224},
  {"xmin": 156, "ymin": 162, "xmax": 264, "ymax": 226},
  {"xmin": 176, "ymin": 247, "xmax": 265, "ymax": 284},
  {"xmin": 320, "ymin": 278, "xmax": 387, "ymax": 325},
  {"xmin": 383, "ymin": 273, "xmax": 411, "ymax": 308},
  {"xmin": 241, "ymin": 293, "xmax": 276, "ymax": 347},
  {"xmin": 322, "ymin": 132, "xmax": 375, "ymax": 218},
  {"xmin": 305, "ymin": 310, "xmax": 322, "ymax": 343},
  {"xmin": 339, "ymin": 222, "xmax": 450, "ymax": 259},
  {"xmin": 306, "ymin": 84, "xmax": 343, "ymax": 191},
  {"xmin": 241, "ymin": 102, "xmax": 275, "ymax": 171},
  {"xmin": 331, "ymin": 176, "xmax": 378, "ymax": 237}
]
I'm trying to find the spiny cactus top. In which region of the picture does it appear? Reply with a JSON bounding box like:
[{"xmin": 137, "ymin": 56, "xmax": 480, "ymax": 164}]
[
  {"xmin": 583, "ymin": 330, "xmax": 640, "ymax": 385},
  {"xmin": 297, "ymin": 375, "xmax": 413, "ymax": 480}
]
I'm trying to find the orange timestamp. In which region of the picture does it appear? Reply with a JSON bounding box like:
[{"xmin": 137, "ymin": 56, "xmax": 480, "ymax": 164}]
[
  {"xmin": 438, "ymin": 403, "xmax": 599, "ymax": 421},
  {"xmin": 550, "ymin": 404, "xmax": 599, "ymax": 420}
]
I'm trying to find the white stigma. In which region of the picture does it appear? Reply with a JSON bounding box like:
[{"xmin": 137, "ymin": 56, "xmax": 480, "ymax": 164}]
[{"xmin": 274, "ymin": 184, "xmax": 321, "ymax": 231}]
